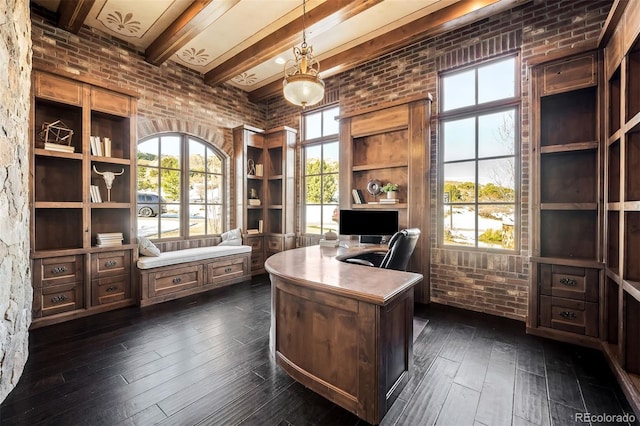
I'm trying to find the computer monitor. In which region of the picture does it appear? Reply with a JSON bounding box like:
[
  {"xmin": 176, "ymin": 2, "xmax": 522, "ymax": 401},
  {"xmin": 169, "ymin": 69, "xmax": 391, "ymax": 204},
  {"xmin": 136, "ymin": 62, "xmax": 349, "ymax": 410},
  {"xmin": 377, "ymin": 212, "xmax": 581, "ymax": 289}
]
[{"xmin": 338, "ymin": 209, "xmax": 399, "ymax": 244}]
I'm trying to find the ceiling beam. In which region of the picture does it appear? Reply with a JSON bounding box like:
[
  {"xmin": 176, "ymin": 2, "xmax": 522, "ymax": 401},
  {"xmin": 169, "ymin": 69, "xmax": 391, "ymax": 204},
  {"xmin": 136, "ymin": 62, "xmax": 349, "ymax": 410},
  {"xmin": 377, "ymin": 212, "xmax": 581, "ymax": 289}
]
[
  {"xmin": 248, "ymin": 0, "xmax": 530, "ymax": 103},
  {"xmin": 145, "ymin": 0, "xmax": 239, "ymax": 66},
  {"xmin": 204, "ymin": 0, "xmax": 383, "ymax": 87},
  {"xmin": 57, "ymin": 0, "xmax": 96, "ymax": 34}
]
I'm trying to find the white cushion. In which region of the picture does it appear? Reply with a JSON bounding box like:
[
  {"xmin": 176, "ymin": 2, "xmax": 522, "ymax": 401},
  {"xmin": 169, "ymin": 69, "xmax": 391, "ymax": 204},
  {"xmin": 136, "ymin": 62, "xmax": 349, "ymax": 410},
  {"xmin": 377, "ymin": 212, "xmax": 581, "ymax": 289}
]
[
  {"xmin": 218, "ymin": 228, "xmax": 243, "ymax": 246},
  {"xmin": 138, "ymin": 236, "xmax": 160, "ymax": 257},
  {"xmin": 137, "ymin": 245, "xmax": 251, "ymax": 269}
]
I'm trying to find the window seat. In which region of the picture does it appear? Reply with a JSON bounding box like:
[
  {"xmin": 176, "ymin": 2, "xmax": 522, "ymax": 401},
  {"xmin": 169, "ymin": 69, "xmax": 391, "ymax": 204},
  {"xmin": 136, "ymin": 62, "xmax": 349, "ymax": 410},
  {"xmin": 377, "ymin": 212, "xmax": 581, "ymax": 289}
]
[
  {"xmin": 137, "ymin": 245, "xmax": 252, "ymax": 306},
  {"xmin": 137, "ymin": 245, "xmax": 251, "ymax": 269}
]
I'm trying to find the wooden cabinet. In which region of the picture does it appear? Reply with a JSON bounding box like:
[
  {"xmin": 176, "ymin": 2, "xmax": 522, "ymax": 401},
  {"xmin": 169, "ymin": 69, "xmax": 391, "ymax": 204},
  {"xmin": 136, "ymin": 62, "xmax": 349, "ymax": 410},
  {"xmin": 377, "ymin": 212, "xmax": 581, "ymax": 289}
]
[
  {"xmin": 30, "ymin": 69, "xmax": 138, "ymax": 328},
  {"xmin": 234, "ymin": 125, "xmax": 296, "ymax": 275},
  {"xmin": 339, "ymin": 96, "xmax": 431, "ymax": 303},
  {"xmin": 528, "ymin": 50, "xmax": 604, "ymax": 345},
  {"xmin": 600, "ymin": 0, "xmax": 640, "ymax": 414}
]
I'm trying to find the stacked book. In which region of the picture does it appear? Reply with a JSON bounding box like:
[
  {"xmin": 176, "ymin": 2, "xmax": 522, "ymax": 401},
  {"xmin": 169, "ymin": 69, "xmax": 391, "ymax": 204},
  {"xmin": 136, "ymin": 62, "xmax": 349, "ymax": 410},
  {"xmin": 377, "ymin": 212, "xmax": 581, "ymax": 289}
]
[
  {"xmin": 319, "ymin": 238, "xmax": 339, "ymax": 247},
  {"xmin": 379, "ymin": 198, "xmax": 398, "ymax": 205},
  {"xmin": 44, "ymin": 142, "xmax": 74, "ymax": 153},
  {"xmin": 90, "ymin": 185, "xmax": 103, "ymax": 203},
  {"xmin": 96, "ymin": 232, "xmax": 123, "ymax": 247}
]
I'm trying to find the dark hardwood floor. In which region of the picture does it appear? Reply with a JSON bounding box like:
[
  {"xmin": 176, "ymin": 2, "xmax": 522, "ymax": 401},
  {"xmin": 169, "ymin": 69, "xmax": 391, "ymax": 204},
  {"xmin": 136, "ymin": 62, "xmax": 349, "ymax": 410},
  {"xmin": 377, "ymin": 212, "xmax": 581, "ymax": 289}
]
[{"xmin": 1, "ymin": 275, "xmax": 636, "ymax": 425}]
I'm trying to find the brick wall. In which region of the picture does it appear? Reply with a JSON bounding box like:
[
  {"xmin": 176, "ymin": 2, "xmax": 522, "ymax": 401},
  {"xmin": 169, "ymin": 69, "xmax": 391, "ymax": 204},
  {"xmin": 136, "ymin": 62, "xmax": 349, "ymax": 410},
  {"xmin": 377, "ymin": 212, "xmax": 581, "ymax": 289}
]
[
  {"xmin": 267, "ymin": 0, "xmax": 612, "ymax": 321},
  {"xmin": 30, "ymin": 12, "xmax": 269, "ymax": 230}
]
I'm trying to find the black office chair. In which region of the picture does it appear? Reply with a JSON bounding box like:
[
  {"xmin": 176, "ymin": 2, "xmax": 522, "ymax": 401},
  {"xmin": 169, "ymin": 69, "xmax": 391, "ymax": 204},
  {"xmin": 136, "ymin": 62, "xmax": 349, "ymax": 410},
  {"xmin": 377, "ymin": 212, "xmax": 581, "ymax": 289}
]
[{"xmin": 345, "ymin": 228, "xmax": 420, "ymax": 272}]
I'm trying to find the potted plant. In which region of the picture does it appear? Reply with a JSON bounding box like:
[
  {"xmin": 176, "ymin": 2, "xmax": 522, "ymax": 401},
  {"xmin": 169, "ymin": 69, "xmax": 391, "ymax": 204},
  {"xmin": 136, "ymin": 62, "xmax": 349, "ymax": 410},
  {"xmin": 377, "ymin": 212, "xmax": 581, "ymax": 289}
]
[{"xmin": 381, "ymin": 183, "xmax": 399, "ymax": 199}]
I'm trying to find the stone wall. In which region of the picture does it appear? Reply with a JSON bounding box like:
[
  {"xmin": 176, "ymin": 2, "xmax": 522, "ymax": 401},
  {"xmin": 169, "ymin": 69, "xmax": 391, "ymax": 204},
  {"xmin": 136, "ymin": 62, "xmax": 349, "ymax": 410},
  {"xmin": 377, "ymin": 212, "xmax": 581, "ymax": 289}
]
[
  {"xmin": 0, "ymin": 0, "xmax": 32, "ymax": 402},
  {"xmin": 267, "ymin": 0, "xmax": 612, "ymax": 320}
]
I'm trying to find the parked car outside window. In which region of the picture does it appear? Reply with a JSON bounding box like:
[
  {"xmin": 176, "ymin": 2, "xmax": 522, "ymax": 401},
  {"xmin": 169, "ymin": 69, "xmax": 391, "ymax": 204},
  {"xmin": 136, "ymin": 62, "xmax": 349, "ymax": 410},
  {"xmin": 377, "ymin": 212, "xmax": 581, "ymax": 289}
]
[{"xmin": 137, "ymin": 192, "xmax": 167, "ymax": 217}]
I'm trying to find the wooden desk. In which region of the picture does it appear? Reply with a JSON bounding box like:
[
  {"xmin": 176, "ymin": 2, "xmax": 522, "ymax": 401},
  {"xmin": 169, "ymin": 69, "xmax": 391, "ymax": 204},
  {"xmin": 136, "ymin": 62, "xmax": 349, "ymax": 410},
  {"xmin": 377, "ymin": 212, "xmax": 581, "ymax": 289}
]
[{"xmin": 265, "ymin": 245, "xmax": 423, "ymax": 425}]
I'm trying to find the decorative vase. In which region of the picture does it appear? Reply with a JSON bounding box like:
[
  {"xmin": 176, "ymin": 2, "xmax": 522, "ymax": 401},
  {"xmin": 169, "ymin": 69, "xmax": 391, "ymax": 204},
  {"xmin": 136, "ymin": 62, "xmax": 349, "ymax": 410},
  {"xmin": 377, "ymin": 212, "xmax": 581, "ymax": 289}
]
[{"xmin": 386, "ymin": 191, "xmax": 396, "ymax": 199}]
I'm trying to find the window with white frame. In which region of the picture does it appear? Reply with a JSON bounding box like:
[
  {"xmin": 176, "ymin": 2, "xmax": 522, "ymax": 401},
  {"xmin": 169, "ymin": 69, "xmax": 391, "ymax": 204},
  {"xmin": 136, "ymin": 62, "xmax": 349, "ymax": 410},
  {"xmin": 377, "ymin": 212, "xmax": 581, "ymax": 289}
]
[
  {"xmin": 302, "ymin": 105, "xmax": 340, "ymax": 235},
  {"xmin": 137, "ymin": 134, "xmax": 225, "ymax": 240},
  {"xmin": 439, "ymin": 55, "xmax": 519, "ymax": 250}
]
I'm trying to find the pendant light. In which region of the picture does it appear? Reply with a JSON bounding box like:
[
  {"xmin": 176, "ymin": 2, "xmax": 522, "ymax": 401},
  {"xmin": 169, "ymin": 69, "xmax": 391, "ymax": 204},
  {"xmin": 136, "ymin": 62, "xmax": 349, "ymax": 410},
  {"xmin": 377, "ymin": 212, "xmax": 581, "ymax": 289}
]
[{"xmin": 282, "ymin": 0, "xmax": 325, "ymax": 108}]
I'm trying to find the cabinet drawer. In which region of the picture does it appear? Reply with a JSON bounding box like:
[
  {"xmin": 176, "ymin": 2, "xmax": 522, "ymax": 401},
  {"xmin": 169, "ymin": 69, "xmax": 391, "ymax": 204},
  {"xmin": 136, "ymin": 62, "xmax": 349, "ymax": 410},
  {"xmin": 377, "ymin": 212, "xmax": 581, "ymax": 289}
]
[
  {"xmin": 92, "ymin": 250, "xmax": 131, "ymax": 278},
  {"xmin": 150, "ymin": 265, "xmax": 203, "ymax": 297},
  {"xmin": 539, "ymin": 296, "xmax": 598, "ymax": 337},
  {"xmin": 36, "ymin": 255, "xmax": 83, "ymax": 287},
  {"xmin": 37, "ymin": 282, "xmax": 83, "ymax": 317},
  {"xmin": 542, "ymin": 53, "xmax": 597, "ymax": 95},
  {"xmin": 91, "ymin": 87, "xmax": 130, "ymax": 116},
  {"xmin": 539, "ymin": 264, "xmax": 598, "ymax": 301},
  {"xmin": 244, "ymin": 236, "xmax": 263, "ymax": 251},
  {"xmin": 251, "ymin": 253, "xmax": 264, "ymax": 270},
  {"xmin": 207, "ymin": 257, "xmax": 247, "ymax": 282},
  {"xmin": 266, "ymin": 236, "xmax": 283, "ymax": 252},
  {"xmin": 92, "ymin": 275, "xmax": 131, "ymax": 305},
  {"xmin": 35, "ymin": 72, "xmax": 82, "ymax": 105}
]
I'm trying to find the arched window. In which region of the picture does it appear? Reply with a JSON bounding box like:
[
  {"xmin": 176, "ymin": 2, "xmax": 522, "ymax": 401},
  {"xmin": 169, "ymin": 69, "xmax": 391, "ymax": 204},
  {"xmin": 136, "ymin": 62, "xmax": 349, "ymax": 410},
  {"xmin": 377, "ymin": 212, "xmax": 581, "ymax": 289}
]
[{"xmin": 136, "ymin": 133, "xmax": 226, "ymax": 240}]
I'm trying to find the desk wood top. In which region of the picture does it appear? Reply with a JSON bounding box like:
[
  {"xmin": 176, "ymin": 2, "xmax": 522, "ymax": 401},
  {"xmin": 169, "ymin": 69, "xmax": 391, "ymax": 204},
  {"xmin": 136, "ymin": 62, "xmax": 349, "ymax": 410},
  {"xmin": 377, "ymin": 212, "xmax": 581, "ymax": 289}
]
[{"xmin": 264, "ymin": 245, "xmax": 423, "ymax": 305}]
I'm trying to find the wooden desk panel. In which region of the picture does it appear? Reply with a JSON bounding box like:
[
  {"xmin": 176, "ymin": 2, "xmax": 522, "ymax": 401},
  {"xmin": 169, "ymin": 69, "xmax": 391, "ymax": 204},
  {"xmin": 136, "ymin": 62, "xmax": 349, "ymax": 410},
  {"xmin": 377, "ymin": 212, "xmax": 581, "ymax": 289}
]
[{"xmin": 265, "ymin": 245, "xmax": 422, "ymax": 424}]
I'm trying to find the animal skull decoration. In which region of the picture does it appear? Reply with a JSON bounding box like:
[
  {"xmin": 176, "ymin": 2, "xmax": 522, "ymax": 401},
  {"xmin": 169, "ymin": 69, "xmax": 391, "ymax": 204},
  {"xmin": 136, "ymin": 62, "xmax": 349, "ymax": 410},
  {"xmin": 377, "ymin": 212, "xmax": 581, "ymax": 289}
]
[{"xmin": 93, "ymin": 166, "xmax": 125, "ymax": 202}]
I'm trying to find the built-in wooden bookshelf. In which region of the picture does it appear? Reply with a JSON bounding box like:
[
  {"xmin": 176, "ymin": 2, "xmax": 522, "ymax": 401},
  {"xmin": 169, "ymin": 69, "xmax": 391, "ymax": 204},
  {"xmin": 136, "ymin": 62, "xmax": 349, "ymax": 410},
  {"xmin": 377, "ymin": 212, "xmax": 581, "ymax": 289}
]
[
  {"xmin": 30, "ymin": 69, "xmax": 138, "ymax": 328},
  {"xmin": 234, "ymin": 125, "xmax": 296, "ymax": 274},
  {"xmin": 339, "ymin": 95, "xmax": 431, "ymax": 303},
  {"xmin": 601, "ymin": 0, "xmax": 640, "ymax": 413},
  {"xmin": 528, "ymin": 50, "xmax": 604, "ymax": 347}
]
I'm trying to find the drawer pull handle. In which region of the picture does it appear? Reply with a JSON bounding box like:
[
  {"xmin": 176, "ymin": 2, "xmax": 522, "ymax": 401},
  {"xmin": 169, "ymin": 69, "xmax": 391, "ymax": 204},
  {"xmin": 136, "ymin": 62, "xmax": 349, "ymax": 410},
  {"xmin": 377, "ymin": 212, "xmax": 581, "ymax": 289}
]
[
  {"xmin": 104, "ymin": 260, "xmax": 117, "ymax": 268},
  {"xmin": 172, "ymin": 277, "xmax": 182, "ymax": 284},
  {"xmin": 224, "ymin": 267, "xmax": 232, "ymax": 273},
  {"xmin": 51, "ymin": 294, "xmax": 67, "ymax": 303},
  {"xmin": 51, "ymin": 266, "xmax": 67, "ymax": 274},
  {"xmin": 105, "ymin": 286, "xmax": 118, "ymax": 293},
  {"xmin": 559, "ymin": 311, "xmax": 577, "ymax": 320},
  {"xmin": 559, "ymin": 278, "xmax": 577, "ymax": 286}
]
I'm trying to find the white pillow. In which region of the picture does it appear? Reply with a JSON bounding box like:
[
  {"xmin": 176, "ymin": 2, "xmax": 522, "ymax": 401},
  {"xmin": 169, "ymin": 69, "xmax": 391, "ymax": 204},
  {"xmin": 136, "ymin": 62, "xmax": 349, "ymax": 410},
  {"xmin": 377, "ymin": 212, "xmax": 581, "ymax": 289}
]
[
  {"xmin": 138, "ymin": 236, "xmax": 160, "ymax": 257},
  {"xmin": 219, "ymin": 228, "xmax": 242, "ymax": 246}
]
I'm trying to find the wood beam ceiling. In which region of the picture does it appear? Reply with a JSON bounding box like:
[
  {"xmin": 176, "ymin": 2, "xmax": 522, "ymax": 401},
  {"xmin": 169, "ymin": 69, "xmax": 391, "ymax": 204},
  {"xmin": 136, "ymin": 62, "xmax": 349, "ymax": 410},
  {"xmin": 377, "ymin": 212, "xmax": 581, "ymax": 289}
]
[
  {"xmin": 145, "ymin": 0, "xmax": 239, "ymax": 66},
  {"xmin": 203, "ymin": 0, "xmax": 383, "ymax": 87},
  {"xmin": 57, "ymin": 0, "xmax": 95, "ymax": 34},
  {"xmin": 248, "ymin": 0, "xmax": 529, "ymax": 103}
]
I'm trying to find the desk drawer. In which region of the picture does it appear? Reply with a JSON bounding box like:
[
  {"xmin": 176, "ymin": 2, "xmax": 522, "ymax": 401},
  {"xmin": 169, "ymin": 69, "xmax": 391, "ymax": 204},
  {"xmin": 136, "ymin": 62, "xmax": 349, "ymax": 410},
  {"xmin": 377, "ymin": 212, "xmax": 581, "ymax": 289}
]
[
  {"xmin": 539, "ymin": 295, "xmax": 598, "ymax": 337},
  {"xmin": 38, "ymin": 282, "xmax": 83, "ymax": 317},
  {"xmin": 149, "ymin": 265, "xmax": 203, "ymax": 297},
  {"xmin": 539, "ymin": 264, "xmax": 598, "ymax": 302},
  {"xmin": 92, "ymin": 275, "xmax": 131, "ymax": 305},
  {"xmin": 92, "ymin": 250, "xmax": 131, "ymax": 278},
  {"xmin": 36, "ymin": 255, "xmax": 83, "ymax": 287}
]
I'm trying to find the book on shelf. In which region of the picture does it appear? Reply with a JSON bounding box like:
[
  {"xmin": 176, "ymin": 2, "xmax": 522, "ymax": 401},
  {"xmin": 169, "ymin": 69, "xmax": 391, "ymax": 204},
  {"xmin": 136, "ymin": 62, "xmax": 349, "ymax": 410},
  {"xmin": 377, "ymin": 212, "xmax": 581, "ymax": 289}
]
[
  {"xmin": 90, "ymin": 185, "xmax": 103, "ymax": 203},
  {"xmin": 367, "ymin": 201, "xmax": 378, "ymax": 205},
  {"xmin": 96, "ymin": 232, "xmax": 123, "ymax": 247},
  {"xmin": 90, "ymin": 136, "xmax": 108, "ymax": 156},
  {"xmin": 379, "ymin": 198, "xmax": 398, "ymax": 204},
  {"xmin": 247, "ymin": 229, "xmax": 260, "ymax": 234},
  {"xmin": 352, "ymin": 189, "xmax": 363, "ymax": 204},
  {"xmin": 258, "ymin": 220, "xmax": 264, "ymax": 233},
  {"xmin": 104, "ymin": 137, "xmax": 112, "ymax": 157},
  {"xmin": 44, "ymin": 142, "xmax": 74, "ymax": 153}
]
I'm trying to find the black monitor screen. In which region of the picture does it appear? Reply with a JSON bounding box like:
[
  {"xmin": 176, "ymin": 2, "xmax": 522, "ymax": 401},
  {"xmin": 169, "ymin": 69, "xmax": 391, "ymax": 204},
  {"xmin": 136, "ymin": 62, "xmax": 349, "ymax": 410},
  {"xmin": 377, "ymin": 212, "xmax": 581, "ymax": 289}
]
[{"xmin": 338, "ymin": 209, "xmax": 399, "ymax": 237}]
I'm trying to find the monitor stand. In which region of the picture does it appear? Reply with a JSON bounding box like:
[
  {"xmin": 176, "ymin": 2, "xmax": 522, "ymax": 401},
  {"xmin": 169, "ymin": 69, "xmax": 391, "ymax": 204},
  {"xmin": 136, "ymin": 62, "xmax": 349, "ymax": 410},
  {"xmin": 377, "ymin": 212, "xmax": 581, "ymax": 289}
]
[{"xmin": 359, "ymin": 235, "xmax": 382, "ymax": 245}]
